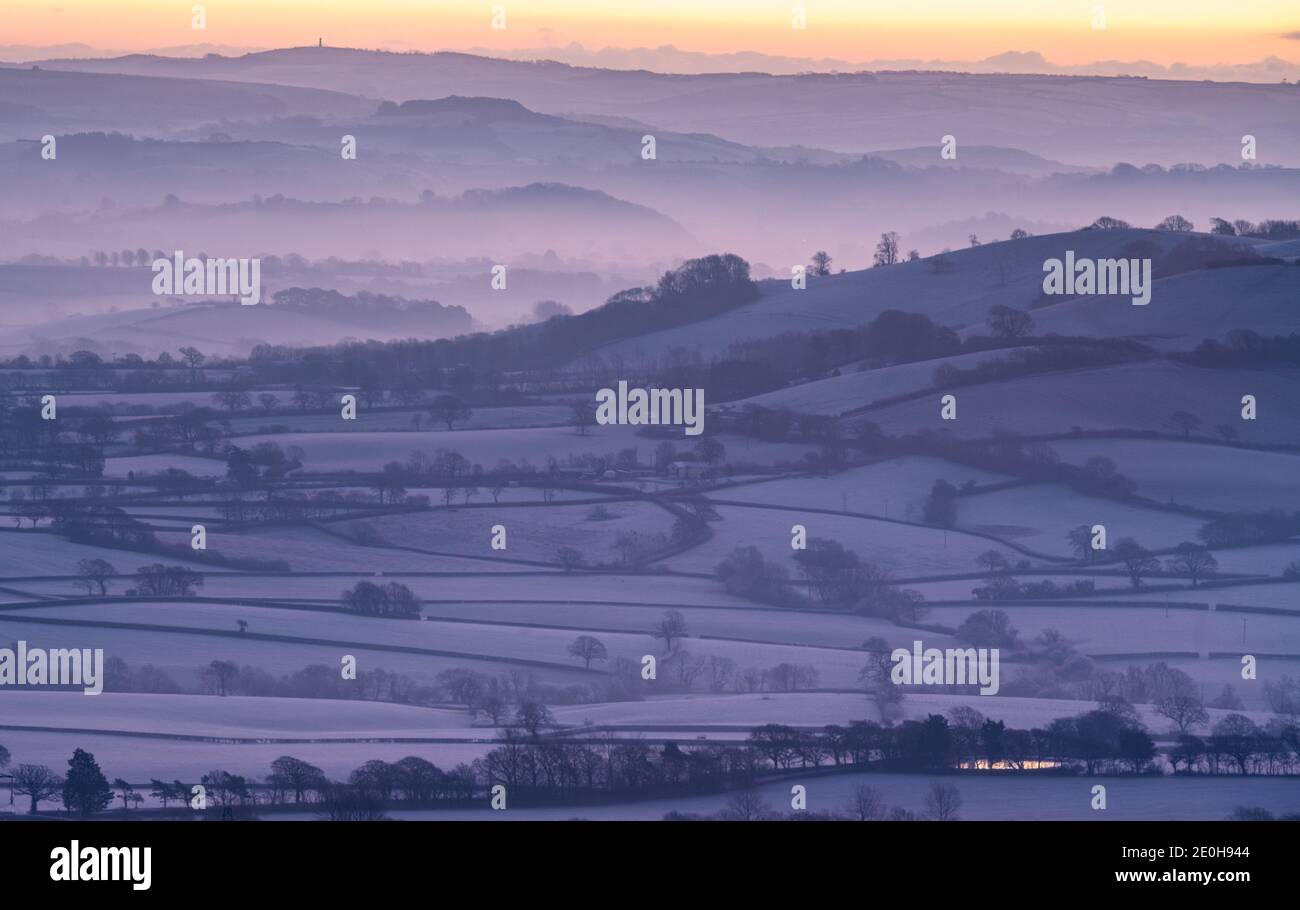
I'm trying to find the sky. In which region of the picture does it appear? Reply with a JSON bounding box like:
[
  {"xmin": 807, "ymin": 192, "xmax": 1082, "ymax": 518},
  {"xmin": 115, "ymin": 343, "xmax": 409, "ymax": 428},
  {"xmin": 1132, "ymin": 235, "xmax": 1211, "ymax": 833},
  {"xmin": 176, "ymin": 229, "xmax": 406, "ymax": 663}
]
[{"xmin": 3, "ymin": 0, "xmax": 1299, "ymax": 66}]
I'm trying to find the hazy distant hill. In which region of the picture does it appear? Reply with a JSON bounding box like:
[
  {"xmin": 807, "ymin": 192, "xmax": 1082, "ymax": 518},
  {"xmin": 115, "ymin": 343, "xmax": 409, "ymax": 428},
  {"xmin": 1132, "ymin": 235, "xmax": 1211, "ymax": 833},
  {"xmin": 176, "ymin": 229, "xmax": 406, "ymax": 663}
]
[
  {"xmin": 865, "ymin": 145, "xmax": 1094, "ymax": 177},
  {"xmin": 0, "ymin": 66, "xmax": 372, "ymax": 141},
  {"xmin": 0, "ymin": 293, "xmax": 472, "ymax": 359},
  {"xmin": 0, "ymin": 182, "xmax": 696, "ymax": 263},
  {"xmin": 33, "ymin": 48, "xmax": 1300, "ymax": 166}
]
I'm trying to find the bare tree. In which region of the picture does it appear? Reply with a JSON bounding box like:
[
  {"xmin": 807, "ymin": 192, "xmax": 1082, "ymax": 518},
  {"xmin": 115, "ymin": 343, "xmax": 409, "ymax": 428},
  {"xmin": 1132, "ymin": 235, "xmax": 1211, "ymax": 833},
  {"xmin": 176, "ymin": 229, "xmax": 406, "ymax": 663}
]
[
  {"xmin": 1113, "ymin": 537, "xmax": 1160, "ymax": 589},
  {"xmin": 1166, "ymin": 542, "xmax": 1218, "ymax": 587},
  {"xmin": 846, "ymin": 784, "xmax": 885, "ymax": 820},
  {"xmin": 566, "ymin": 635, "xmax": 608, "ymax": 669},
  {"xmin": 667, "ymin": 649, "xmax": 707, "ymax": 690},
  {"xmin": 706, "ymin": 655, "xmax": 737, "ymax": 693},
  {"xmin": 1166, "ymin": 410, "xmax": 1201, "ymax": 438},
  {"xmin": 1066, "ymin": 525, "xmax": 1095, "ymax": 562},
  {"xmin": 652, "ymin": 610, "xmax": 689, "ymax": 654},
  {"xmin": 986, "ymin": 304, "xmax": 1034, "ymax": 339},
  {"xmin": 1155, "ymin": 214, "xmax": 1194, "ymax": 232},
  {"xmin": 429, "ymin": 395, "xmax": 471, "ymax": 431},
  {"xmin": 76, "ymin": 558, "xmax": 117, "ymax": 596},
  {"xmin": 923, "ymin": 782, "xmax": 963, "ymax": 821},
  {"xmin": 12, "ymin": 764, "xmax": 60, "ymax": 814},
  {"xmin": 872, "ymin": 231, "xmax": 900, "ymax": 267},
  {"xmin": 571, "ymin": 401, "xmax": 595, "ymax": 436},
  {"xmin": 721, "ymin": 788, "xmax": 773, "ymax": 821},
  {"xmin": 1156, "ymin": 690, "xmax": 1209, "ymax": 734}
]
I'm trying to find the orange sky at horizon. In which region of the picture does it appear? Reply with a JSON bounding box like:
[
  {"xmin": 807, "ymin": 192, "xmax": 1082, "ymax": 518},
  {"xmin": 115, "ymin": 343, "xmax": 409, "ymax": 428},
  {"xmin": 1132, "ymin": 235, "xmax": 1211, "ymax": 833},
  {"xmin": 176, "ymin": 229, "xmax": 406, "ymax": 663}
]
[{"xmin": 4, "ymin": 0, "xmax": 1299, "ymax": 66}]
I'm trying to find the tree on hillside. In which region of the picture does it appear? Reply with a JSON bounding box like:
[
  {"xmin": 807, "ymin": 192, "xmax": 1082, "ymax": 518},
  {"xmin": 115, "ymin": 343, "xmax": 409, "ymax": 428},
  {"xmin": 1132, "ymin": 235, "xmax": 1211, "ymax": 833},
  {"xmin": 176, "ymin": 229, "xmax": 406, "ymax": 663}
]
[
  {"xmin": 13, "ymin": 764, "xmax": 60, "ymax": 814},
  {"xmin": 212, "ymin": 389, "xmax": 252, "ymax": 412},
  {"xmin": 696, "ymin": 436, "xmax": 726, "ymax": 465},
  {"xmin": 571, "ymin": 401, "xmax": 595, "ymax": 436},
  {"xmin": 1210, "ymin": 714, "xmax": 1259, "ymax": 775},
  {"xmin": 1156, "ymin": 214, "xmax": 1194, "ymax": 232},
  {"xmin": 1166, "ymin": 542, "xmax": 1218, "ymax": 587},
  {"xmin": 1166, "ymin": 410, "xmax": 1201, "ymax": 438},
  {"xmin": 955, "ymin": 609, "xmax": 1019, "ymax": 648},
  {"xmin": 134, "ymin": 564, "xmax": 203, "ymax": 597},
  {"xmin": 556, "ymin": 546, "xmax": 585, "ymax": 571},
  {"xmin": 76, "ymin": 558, "xmax": 117, "ymax": 596},
  {"xmin": 872, "ymin": 232, "xmax": 900, "ymax": 267},
  {"xmin": 1090, "ymin": 216, "xmax": 1131, "ymax": 230},
  {"xmin": 1209, "ymin": 218, "xmax": 1236, "ymax": 236},
  {"xmin": 846, "ymin": 783, "xmax": 885, "ymax": 820},
  {"xmin": 63, "ymin": 748, "xmax": 114, "ymax": 817},
  {"xmin": 1113, "ymin": 537, "xmax": 1160, "ymax": 588},
  {"xmin": 514, "ymin": 700, "xmax": 555, "ymax": 739},
  {"xmin": 178, "ymin": 346, "xmax": 205, "ymax": 383},
  {"xmin": 986, "ymin": 304, "xmax": 1034, "ymax": 339},
  {"xmin": 1066, "ymin": 525, "xmax": 1096, "ymax": 562},
  {"xmin": 429, "ymin": 395, "xmax": 471, "ymax": 431},
  {"xmin": 371, "ymin": 462, "xmax": 407, "ymax": 504},
  {"xmin": 1156, "ymin": 688, "xmax": 1209, "ymax": 735},
  {"xmin": 203, "ymin": 660, "xmax": 239, "ymax": 696},
  {"xmin": 652, "ymin": 609, "xmax": 689, "ymax": 654},
  {"xmin": 567, "ymin": 635, "xmax": 608, "ymax": 669},
  {"xmin": 924, "ymin": 782, "xmax": 963, "ymax": 821},
  {"xmin": 112, "ymin": 778, "xmax": 135, "ymax": 811},
  {"xmin": 809, "ymin": 251, "xmax": 833, "ymax": 277},
  {"xmin": 269, "ymin": 756, "xmax": 327, "ymax": 804}
]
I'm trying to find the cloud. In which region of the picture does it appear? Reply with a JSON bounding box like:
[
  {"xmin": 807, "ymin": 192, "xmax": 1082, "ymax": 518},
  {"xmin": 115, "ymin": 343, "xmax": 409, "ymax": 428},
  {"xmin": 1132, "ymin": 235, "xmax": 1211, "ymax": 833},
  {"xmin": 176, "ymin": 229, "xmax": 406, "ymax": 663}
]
[{"xmin": 1282, "ymin": 31, "xmax": 1300, "ymax": 40}]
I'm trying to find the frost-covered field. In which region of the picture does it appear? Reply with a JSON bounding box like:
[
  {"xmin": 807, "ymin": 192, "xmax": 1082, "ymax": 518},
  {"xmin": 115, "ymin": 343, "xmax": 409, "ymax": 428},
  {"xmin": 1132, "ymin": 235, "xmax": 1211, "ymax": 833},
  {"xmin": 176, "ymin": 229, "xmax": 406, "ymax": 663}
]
[
  {"xmin": 922, "ymin": 602, "xmax": 1300, "ymax": 658},
  {"xmin": 655, "ymin": 504, "xmax": 1022, "ymax": 576},
  {"xmin": 368, "ymin": 772, "xmax": 1300, "ymax": 821},
  {"xmin": 715, "ymin": 456, "xmax": 1009, "ymax": 521},
  {"xmin": 334, "ymin": 500, "xmax": 677, "ymax": 564},
  {"xmin": 0, "ymin": 616, "xmax": 582, "ymax": 687},
  {"xmin": 0, "ymin": 729, "xmax": 495, "ymax": 787},
  {"xmin": 229, "ymin": 427, "xmax": 817, "ymax": 471},
  {"xmin": 7, "ymin": 689, "xmax": 1283, "ymax": 796},
  {"xmin": 0, "ymin": 691, "xmax": 473, "ymax": 739},
  {"xmin": 224, "ymin": 404, "xmax": 573, "ymax": 435},
  {"xmin": 862, "ymin": 362, "xmax": 1300, "ymax": 443},
  {"xmin": 952, "ymin": 482, "xmax": 1208, "ymax": 557},
  {"xmin": 103, "ymin": 454, "xmax": 228, "ymax": 477},
  {"xmin": 1047, "ymin": 439, "xmax": 1300, "ymax": 512},
  {"xmin": 150, "ymin": 524, "xmax": 552, "ymax": 573},
  {"xmin": 0, "ymin": 529, "xmax": 213, "ymax": 576},
  {"xmin": 734, "ymin": 350, "xmax": 1009, "ymax": 416}
]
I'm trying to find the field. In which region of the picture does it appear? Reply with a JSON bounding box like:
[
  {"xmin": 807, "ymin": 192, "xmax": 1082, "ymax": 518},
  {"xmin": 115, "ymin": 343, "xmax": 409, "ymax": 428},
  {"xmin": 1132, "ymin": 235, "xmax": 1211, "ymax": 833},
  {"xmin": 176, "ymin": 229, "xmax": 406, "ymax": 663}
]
[
  {"xmin": 715, "ymin": 456, "xmax": 1010, "ymax": 522},
  {"xmin": 1046, "ymin": 438, "xmax": 1300, "ymax": 512},
  {"xmin": 952, "ymin": 483, "xmax": 1208, "ymax": 557},
  {"xmin": 652, "ymin": 503, "xmax": 1019, "ymax": 577},
  {"xmin": 227, "ymin": 426, "xmax": 817, "ymax": 472},
  {"xmin": 861, "ymin": 361, "xmax": 1300, "ymax": 444}
]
